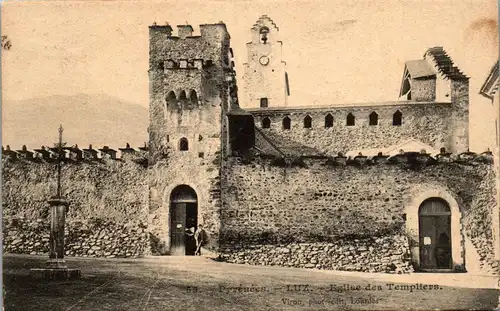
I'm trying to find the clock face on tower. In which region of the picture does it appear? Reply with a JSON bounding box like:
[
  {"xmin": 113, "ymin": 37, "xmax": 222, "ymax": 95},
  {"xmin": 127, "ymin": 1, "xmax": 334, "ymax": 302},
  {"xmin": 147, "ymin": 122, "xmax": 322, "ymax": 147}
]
[{"xmin": 259, "ymin": 56, "xmax": 270, "ymax": 66}]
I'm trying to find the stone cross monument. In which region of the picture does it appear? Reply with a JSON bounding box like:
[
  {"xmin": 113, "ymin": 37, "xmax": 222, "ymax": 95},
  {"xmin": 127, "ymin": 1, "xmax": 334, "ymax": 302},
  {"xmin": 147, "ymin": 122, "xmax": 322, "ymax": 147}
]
[
  {"xmin": 46, "ymin": 124, "xmax": 70, "ymax": 268},
  {"xmin": 30, "ymin": 125, "xmax": 81, "ymax": 280}
]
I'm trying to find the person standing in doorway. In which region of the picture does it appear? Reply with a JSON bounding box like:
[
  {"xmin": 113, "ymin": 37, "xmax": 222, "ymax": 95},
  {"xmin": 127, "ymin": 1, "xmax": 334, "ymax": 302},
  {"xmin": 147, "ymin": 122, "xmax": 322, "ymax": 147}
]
[
  {"xmin": 185, "ymin": 226, "xmax": 196, "ymax": 255},
  {"xmin": 194, "ymin": 224, "xmax": 207, "ymax": 256}
]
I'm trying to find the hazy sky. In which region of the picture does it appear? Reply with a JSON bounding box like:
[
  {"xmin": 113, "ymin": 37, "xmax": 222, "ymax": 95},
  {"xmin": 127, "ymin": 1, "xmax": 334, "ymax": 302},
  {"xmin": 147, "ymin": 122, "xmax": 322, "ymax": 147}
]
[{"xmin": 1, "ymin": 0, "xmax": 499, "ymax": 149}]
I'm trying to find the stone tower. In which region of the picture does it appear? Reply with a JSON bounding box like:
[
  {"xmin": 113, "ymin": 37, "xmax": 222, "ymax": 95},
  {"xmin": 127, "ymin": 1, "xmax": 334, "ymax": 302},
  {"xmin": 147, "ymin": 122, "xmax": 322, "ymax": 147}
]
[
  {"xmin": 243, "ymin": 15, "xmax": 290, "ymax": 108},
  {"xmin": 147, "ymin": 22, "xmax": 234, "ymax": 255}
]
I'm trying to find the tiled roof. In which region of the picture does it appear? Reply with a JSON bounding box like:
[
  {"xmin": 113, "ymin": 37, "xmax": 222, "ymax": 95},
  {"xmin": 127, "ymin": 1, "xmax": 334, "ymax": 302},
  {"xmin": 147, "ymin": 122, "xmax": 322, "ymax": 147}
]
[
  {"xmin": 254, "ymin": 128, "xmax": 282, "ymax": 157},
  {"xmin": 424, "ymin": 47, "xmax": 468, "ymax": 80},
  {"xmin": 479, "ymin": 61, "xmax": 499, "ymax": 99},
  {"xmin": 405, "ymin": 60, "xmax": 436, "ymax": 79},
  {"xmin": 254, "ymin": 127, "xmax": 324, "ymax": 157}
]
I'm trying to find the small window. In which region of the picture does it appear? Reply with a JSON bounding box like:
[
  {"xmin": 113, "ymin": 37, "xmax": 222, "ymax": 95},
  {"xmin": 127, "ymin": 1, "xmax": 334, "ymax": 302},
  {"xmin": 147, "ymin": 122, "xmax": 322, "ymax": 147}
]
[
  {"xmin": 283, "ymin": 117, "xmax": 291, "ymax": 130},
  {"xmin": 166, "ymin": 91, "xmax": 176, "ymax": 101},
  {"xmin": 262, "ymin": 117, "xmax": 271, "ymax": 129},
  {"xmin": 369, "ymin": 112, "xmax": 378, "ymax": 126},
  {"xmin": 189, "ymin": 90, "xmax": 198, "ymax": 105},
  {"xmin": 393, "ymin": 110, "xmax": 402, "ymax": 126},
  {"xmin": 179, "ymin": 138, "xmax": 189, "ymax": 151},
  {"xmin": 401, "ymin": 78, "xmax": 411, "ymax": 100},
  {"xmin": 347, "ymin": 113, "xmax": 355, "ymax": 126},
  {"xmin": 166, "ymin": 91, "xmax": 177, "ymax": 110},
  {"xmin": 325, "ymin": 113, "xmax": 334, "ymax": 128},
  {"xmin": 260, "ymin": 98, "xmax": 268, "ymax": 108},
  {"xmin": 304, "ymin": 115, "xmax": 312, "ymax": 128}
]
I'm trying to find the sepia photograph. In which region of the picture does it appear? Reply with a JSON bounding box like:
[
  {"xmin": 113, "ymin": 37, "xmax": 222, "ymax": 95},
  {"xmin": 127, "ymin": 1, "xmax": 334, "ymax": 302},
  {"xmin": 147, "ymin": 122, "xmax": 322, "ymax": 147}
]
[{"xmin": 1, "ymin": 0, "xmax": 500, "ymax": 310}]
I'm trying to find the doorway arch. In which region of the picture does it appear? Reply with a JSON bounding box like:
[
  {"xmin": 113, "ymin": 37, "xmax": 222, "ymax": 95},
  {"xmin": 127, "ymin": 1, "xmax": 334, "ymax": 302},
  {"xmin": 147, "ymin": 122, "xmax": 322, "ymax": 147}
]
[
  {"xmin": 170, "ymin": 185, "xmax": 198, "ymax": 256},
  {"xmin": 405, "ymin": 189, "xmax": 464, "ymax": 272},
  {"xmin": 418, "ymin": 198, "xmax": 452, "ymax": 269}
]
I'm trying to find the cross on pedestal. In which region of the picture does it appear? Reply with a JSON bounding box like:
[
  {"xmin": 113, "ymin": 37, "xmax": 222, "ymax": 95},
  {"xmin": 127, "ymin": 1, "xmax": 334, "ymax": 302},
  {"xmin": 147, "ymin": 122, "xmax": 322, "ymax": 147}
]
[
  {"xmin": 47, "ymin": 124, "xmax": 69, "ymax": 268},
  {"xmin": 30, "ymin": 125, "xmax": 81, "ymax": 280}
]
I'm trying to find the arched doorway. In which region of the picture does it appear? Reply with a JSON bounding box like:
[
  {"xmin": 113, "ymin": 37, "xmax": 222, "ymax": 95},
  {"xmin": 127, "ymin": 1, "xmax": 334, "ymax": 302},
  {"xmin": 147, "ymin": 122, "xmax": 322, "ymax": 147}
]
[
  {"xmin": 418, "ymin": 198, "xmax": 452, "ymax": 270},
  {"xmin": 170, "ymin": 185, "xmax": 198, "ymax": 256}
]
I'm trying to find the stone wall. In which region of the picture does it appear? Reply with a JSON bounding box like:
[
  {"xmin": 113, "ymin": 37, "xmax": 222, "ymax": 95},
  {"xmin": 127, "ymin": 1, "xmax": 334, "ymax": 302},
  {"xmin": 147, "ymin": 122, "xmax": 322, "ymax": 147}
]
[
  {"xmin": 220, "ymin": 235, "xmax": 413, "ymax": 274},
  {"xmin": 3, "ymin": 150, "xmax": 496, "ymax": 274},
  {"xmin": 449, "ymin": 79, "xmax": 469, "ymax": 155},
  {"xmin": 220, "ymin": 154, "xmax": 498, "ymax": 273},
  {"xmin": 249, "ymin": 102, "xmax": 457, "ymax": 154},
  {"xmin": 2, "ymin": 156, "xmax": 149, "ymax": 258},
  {"xmin": 3, "ymin": 217, "xmax": 148, "ymax": 258},
  {"xmin": 410, "ymin": 78, "xmax": 436, "ymax": 102},
  {"xmin": 148, "ymin": 152, "xmax": 223, "ymax": 254}
]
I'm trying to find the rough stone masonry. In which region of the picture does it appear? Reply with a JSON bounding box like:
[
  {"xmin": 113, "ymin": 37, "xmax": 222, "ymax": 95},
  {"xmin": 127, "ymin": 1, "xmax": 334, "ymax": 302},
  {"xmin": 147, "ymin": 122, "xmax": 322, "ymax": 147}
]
[{"xmin": 2, "ymin": 16, "xmax": 499, "ymax": 276}]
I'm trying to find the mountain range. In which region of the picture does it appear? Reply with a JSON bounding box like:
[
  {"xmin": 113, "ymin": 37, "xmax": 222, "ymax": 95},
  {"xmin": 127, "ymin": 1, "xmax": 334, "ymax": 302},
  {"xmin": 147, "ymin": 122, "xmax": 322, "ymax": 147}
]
[{"xmin": 2, "ymin": 94, "xmax": 149, "ymax": 150}]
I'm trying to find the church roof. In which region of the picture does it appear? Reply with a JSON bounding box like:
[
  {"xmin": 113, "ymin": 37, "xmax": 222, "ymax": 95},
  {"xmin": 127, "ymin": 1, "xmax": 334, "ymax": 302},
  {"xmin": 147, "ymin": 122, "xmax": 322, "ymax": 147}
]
[
  {"xmin": 405, "ymin": 60, "xmax": 436, "ymax": 79},
  {"xmin": 479, "ymin": 60, "xmax": 499, "ymax": 99},
  {"xmin": 254, "ymin": 128, "xmax": 324, "ymax": 158},
  {"xmin": 424, "ymin": 47, "xmax": 468, "ymax": 80}
]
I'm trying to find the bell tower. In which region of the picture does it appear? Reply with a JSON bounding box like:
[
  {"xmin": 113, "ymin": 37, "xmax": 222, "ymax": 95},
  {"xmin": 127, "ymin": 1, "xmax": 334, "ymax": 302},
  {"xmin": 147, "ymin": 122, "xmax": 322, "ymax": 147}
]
[{"xmin": 242, "ymin": 15, "xmax": 290, "ymax": 108}]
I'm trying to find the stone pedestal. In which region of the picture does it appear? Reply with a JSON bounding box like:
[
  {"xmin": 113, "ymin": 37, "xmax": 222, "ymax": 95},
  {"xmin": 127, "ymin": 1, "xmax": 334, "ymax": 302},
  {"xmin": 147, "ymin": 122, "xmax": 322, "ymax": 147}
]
[
  {"xmin": 30, "ymin": 197, "xmax": 81, "ymax": 280},
  {"xmin": 30, "ymin": 268, "xmax": 81, "ymax": 280}
]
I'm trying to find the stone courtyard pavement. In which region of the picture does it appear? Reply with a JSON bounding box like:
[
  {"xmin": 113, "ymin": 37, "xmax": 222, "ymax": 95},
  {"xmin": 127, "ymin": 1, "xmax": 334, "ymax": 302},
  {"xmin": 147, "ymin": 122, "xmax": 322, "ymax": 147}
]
[{"xmin": 3, "ymin": 254, "xmax": 500, "ymax": 311}]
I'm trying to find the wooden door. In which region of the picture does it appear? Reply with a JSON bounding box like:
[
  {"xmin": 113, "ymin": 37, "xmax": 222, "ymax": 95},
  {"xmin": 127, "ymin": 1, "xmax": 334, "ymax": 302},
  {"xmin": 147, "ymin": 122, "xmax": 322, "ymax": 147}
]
[
  {"xmin": 170, "ymin": 202, "xmax": 186, "ymax": 256},
  {"xmin": 419, "ymin": 215, "xmax": 436, "ymax": 269},
  {"xmin": 419, "ymin": 198, "xmax": 452, "ymax": 270}
]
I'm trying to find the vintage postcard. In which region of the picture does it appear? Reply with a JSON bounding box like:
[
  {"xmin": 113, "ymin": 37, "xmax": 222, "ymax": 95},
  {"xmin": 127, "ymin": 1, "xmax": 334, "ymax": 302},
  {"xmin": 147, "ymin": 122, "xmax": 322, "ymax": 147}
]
[{"xmin": 1, "ymin": 0, "xmax": 500, "ymax": 310}]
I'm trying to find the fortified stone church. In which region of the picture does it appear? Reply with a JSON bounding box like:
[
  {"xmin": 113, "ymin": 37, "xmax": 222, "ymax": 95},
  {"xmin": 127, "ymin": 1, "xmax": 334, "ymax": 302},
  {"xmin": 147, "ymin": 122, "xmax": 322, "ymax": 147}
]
[{"xmin": 2, "ymin": 16, "xmax": 499, "ymax": 275}]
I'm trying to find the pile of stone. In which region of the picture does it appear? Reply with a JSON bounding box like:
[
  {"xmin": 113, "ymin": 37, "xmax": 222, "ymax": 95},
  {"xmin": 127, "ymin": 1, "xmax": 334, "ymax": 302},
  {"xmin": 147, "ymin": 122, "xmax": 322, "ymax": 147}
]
[
  {"xmin": 219, "ymin": 235, "xmax": 414, "ymax": 274},
  {"xmin": 3, "ymin": 216, "xmax": 149, "ymax": 258}
]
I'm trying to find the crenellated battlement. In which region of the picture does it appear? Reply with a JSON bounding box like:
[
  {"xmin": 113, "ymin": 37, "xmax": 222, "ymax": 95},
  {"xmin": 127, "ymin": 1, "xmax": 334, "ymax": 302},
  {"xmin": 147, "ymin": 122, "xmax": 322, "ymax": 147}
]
[
  {"xmin": 148, "ymin": 21, "xmax": 231, "ymax": 71},
  {"xmin": 1, "ymin": 143, "xmax": 149, "ymax": 162},
  {"xmin": 3, "ymin": 142, "xmax": 494, "ymax": 169},
  {"xmin": 149, "ymin": 22, "xmax": 229, "ymax": 40}
]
